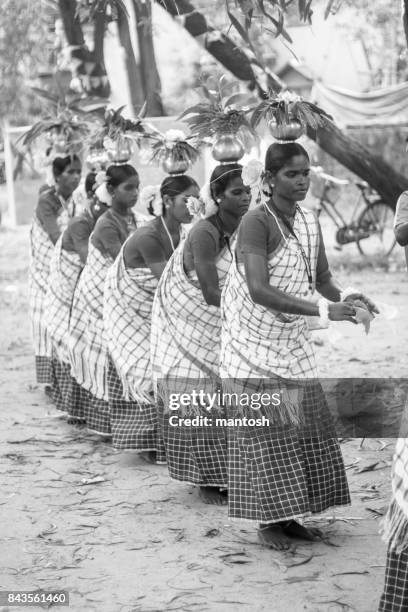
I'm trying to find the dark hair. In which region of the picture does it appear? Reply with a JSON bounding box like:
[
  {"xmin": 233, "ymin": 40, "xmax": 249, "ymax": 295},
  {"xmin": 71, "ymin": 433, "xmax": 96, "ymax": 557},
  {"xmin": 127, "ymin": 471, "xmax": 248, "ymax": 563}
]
[
  {"xmin": 209, "ymin": 163, "xmax": 242, "ymax": 203},
  {"xmin": 265, "ymin": 143, "xmax": 309, "ymax": 176},
  {"xmin": 52, "ymin": 155, "xmax": 81, "ymax": 178},
  {"xmin": 85, "ymin": 172, "xmax": 96, "ymax": 194},
  {"xmin": 106, "ymin": 163, "xmax": 138, "ymax": 188},
  {"xmin": 148, "ymin": 174, "xmax": 198, "ymax": 216}
]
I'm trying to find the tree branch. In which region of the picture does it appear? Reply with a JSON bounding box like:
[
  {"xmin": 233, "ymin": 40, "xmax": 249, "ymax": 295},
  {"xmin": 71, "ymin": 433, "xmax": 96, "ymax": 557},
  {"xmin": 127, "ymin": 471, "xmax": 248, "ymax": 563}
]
[{"xmin": 157, "ymin": 0, "xmax": 408, "ymax": 206}]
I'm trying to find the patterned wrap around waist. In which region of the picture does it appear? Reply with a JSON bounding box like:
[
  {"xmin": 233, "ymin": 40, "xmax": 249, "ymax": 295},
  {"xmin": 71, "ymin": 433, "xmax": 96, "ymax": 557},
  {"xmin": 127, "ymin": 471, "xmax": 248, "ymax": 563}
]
[
  {"xmin": 29, "ymin": 214, "xmax": 70, "ymax": 358},
  {"xmin": 43, "ymin": 237, "xmax": 83, "ymax": 363},
  {"xmin": 104, "ymin": 244, "xmax": 158, "ymax": 404},
  {"xmin": 68, "ymin": 242, "xmax": 113, "ymax": 400},
  {"xmin": 151, "ymin": 236, "xmax": 235, "ymax": 411},
  {"xmin": 220, "ymin": 206, "xmax": 320, "ymax": 382}
]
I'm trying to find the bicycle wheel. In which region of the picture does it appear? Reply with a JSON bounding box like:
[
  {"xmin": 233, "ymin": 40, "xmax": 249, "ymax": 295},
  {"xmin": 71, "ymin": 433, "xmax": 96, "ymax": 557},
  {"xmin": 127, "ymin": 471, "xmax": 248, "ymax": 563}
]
[{"xmin": 356, "ymin": 201, "xmax": 396, "ymax": 256}]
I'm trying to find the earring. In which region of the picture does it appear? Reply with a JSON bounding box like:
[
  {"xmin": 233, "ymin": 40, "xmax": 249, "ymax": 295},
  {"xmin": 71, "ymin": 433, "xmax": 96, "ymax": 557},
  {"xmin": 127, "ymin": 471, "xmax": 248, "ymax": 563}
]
[{"xmin": 217, "ymin": 198, "xmax": 221, "ymax": 203}]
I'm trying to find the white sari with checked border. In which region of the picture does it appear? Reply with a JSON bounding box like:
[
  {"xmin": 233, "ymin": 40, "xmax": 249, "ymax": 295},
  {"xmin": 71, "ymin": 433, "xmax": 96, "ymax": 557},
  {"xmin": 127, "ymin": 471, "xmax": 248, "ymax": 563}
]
[
  {"xmin": 29, "ymin": 206, "xmax": 73, "ymax": 363},
  {"xmin": 151, "ymin": 235, "xmax": 234, "ymax": 405},
  {"xmin": 43, "ymin": 237, "xmax": 83, "ymax": 364},
  {"xmin": 220, "ymin": 205, "xmax": 320, "ymax": 381},
  {"xmin": 382, "ymin": 437, "xmax": 408, "ymax": 553},
  {"xmin": 68, "ymin": 242, "xmax": 114, "ymax": 401},
  {"xmin": 104, "ymin": 245, "xmax": 158, "ymax": 404}
]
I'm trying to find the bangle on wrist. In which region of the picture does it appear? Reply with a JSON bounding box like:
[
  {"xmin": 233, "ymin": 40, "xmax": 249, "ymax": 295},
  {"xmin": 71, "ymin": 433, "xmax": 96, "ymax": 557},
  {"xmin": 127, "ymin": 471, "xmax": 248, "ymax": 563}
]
[
  {"xmin": 340, "ymin": 286, "xmax": 358, "ymax": 301},
  {"xmin": 318, "ymin": 298, "xmax": 330, "ymax": 326}
]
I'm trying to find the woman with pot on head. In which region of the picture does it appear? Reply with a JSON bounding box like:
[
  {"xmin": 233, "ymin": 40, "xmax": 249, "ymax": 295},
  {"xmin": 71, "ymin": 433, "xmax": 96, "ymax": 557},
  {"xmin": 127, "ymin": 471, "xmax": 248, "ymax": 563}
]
[
  {"xmin": 220, "ymin": 142, "xmax": 378, "ymax": 548},
  {"xmin": 151, "ymin": 160, "xmax": 251, "ymax": 504},
  {"xmin": 29, "ymin": 154, "xmax": 81, "ymax": 387},
  {"xmin": 44, "ymin": 172, "xmax": 109, "ymax": 421},
  {"xmin": 68, "ymin": 162, "xmax": 149, "ymax": 436},
  {"xmin": 103, "ymin": 173, "xmax": 199, "ymax": 462}
]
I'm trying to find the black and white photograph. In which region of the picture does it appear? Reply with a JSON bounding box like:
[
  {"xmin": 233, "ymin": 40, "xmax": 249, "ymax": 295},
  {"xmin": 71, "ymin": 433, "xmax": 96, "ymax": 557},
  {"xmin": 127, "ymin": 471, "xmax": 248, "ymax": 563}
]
[{"xmin": 1, "ymin": 1, "xmax": 408, "ymax": 610}]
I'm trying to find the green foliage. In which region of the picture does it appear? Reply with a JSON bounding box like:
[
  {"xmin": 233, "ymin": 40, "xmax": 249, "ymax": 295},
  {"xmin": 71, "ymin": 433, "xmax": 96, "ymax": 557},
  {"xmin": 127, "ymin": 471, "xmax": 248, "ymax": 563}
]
[
  {"xmin": 179, "ymin": 77, "xmax": 258, "ymax": 148},
  {"xmin": 0, "ymin": 0, "xmax": 52, "ymax": 123},
  {"xmin": 251, "ymin": 91, "xmax": 332, "ymax": 129}
]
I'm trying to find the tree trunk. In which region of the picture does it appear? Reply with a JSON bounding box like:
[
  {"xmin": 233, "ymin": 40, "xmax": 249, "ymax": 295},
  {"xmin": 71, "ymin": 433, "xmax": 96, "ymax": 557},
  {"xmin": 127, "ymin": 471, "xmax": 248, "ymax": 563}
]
[
  {"xmin": 57, "ymin": 0, "xmax": 110, "ymax": 98},
  {"xmin": 309, "ymin": 123, "xmax": 408, "ymax": 206},
  {"xmin": 403, "ymin": 0, "xmax": 408, "ymax": 49},
  {"xmin": 157, "ymin": 0, "xmax": 408, "ymax": 207},
  {"xmin": 117, "ymin": 4, "xmax": 145, "ymax": 113},
  {"xmin": 156, "ymin": 0, "xmax": 264, "ymax": 86},
  {"xmin": 132, "ymin": 0, "xmax": 164, "ymax": 116}
]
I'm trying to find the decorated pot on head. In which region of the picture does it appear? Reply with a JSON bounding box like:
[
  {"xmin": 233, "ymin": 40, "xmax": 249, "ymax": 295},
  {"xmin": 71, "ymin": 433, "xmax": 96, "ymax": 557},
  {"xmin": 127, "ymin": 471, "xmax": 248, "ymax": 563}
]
[
  {"xmin": 212, "ymin": 133, "xmax": 245, "ymax": 163},
  {"xmin": 150, "ymin": 129, "xmax": 200, "ymax": 176},
  {"xmin": 251, "ymin": 89, "xmax": 332, "ymax": 144},
  {"xmin": 103, "ymin": 135, "xmax": 134, "ymax": 165},
  {"xmin": 267, "ymin": 117, "xmax": 306, "ymax": 143},
  {"xmin": 86, "ymin": 146, "xmax": 110, "ymax": 171}
]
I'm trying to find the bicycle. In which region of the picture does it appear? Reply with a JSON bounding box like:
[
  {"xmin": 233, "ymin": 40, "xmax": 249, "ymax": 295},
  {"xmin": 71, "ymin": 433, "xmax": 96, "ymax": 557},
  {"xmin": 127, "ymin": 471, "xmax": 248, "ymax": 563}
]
[{"xmin": 310, "ymin": 166, "xmax": 396, "ymax": 257}]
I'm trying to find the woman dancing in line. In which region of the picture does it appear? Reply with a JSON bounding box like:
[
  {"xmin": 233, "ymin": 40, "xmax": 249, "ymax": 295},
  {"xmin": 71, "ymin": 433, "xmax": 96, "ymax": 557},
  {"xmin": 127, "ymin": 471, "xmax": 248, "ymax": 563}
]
[
  {"xmin": 220, "ymin": 143, "xmax": 377, "ymax": 548},
  {"xmin": 44, "ymin": 173, "xmax": 108, "ymax": 420},
  {"xmin": 151, "ymin": 163, "xmax": 251, "ymax": 504},
  {"xmin": 29, "ymin": 155, "xmax": 81, "ymax": 387},
  {"xmin": 104, "ymin": 175, "xmax": 198, "ymax": 463},
  {"xmin": 68, "ymin": 163, "xmax": 148, "ymax": 436}
]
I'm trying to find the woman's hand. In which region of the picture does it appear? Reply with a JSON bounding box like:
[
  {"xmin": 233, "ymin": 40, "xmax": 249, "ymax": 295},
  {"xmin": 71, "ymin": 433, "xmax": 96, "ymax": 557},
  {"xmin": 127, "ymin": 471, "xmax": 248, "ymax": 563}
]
[
  {"xmin": 328, "ymin": 302, "xmax": 358, "ymax": 323},
  {"xmin": 343, "ymin": 292, "xmax": 379, "ymax": 314}
]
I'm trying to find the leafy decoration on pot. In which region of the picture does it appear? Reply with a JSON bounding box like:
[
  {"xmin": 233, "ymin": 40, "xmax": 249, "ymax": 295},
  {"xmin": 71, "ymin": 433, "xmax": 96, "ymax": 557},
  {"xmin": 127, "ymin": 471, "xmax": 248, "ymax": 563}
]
[
  {"xmin": 178, "ymin": 78, "xmax": 258, "ymax": 152},
  {"xmin": 149, "ymin": 129, "xmax": 200, "ymax": 175},
  {"xmin": 251, "ymin": 90, "xmax": 332, "ymax": 140}
]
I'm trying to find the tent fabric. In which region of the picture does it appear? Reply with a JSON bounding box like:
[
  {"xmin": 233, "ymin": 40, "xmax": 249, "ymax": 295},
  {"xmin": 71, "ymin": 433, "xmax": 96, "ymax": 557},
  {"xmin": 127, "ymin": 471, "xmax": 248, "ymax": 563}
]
[{"xmin": 313, "ymin": 81, "xmax": 408, "ymax": 125}]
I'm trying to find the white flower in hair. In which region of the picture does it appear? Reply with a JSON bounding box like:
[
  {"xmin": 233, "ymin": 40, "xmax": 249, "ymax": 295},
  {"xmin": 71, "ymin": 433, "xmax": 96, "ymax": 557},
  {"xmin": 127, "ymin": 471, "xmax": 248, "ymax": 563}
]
[
  {"xmin": 95, "ymin": 170, "xmax": 107, "ymax": 188},
  {"xmin": 200, "ymin": 183, "xmax": 219, "ymax": 218},
  {"xmin": 185, "ymin": 196, "xmax": 205, "ymax": 218},
  {"xmin": 140, "ymin": 184, "xmax": 162, "ymax": 216},
  {"xmin": 242, "ymin": 159, "xmax": 264, "ymax": 188},
  {"xmin": 95, "ymin": 182, "xmax": 112, "ymax": 207}
]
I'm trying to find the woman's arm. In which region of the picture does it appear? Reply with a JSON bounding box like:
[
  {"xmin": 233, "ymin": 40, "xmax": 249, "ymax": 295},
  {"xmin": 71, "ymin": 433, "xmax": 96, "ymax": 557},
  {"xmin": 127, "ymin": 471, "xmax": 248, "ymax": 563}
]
[
  {"xmin": 190, "ymin": 227, "xmax": 221, "ymax": 307},
  {"xmin": 244, "ymin": 253, "xmax": 356, "ymax": 321},
  {"xmin": 124, "ymin": 232, "xmax": 168, "ymax": 280},
  {"xmin": 395, "ymin": 223, "xmax": 408, "ymax": 246},
  {"xmin": 244, "ymin": 252, "xmax": 319, "ymax": 316},
  {"xmin": 315, "ymin": 224, "xmax": 342, "ymax": 302},
  {"xmin": 36, "ymin": 195, "xmax": 61, "ymax": 244}
]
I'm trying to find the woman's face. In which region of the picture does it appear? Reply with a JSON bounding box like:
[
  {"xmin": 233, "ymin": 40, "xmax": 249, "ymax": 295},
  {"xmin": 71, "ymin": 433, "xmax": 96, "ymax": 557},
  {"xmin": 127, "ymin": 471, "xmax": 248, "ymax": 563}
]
[
  {"xmin": 218, "ymin": 176, "xmax": 251, "ymax": 219},
  {"xmin": 168, "ymin": 184, "xmax": 199, "ymax": 224},
  {"xmin": 112, "ymin": 176, "xmax": 140, "ymax": 209},
  {"xmin": 273, "ymin": 155, "xmax": 310, "ymax": 201},
  {"xmin": 56, "ymin": 160, "xmax": 82, "ymax": 197}
]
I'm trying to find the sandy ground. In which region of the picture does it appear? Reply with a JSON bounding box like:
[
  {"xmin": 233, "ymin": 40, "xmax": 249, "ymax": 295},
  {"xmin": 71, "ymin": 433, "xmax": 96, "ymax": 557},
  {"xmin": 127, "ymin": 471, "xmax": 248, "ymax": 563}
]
[{"xmin": 1, "ymin": 226, "xmax": 408, "ymax": 612}]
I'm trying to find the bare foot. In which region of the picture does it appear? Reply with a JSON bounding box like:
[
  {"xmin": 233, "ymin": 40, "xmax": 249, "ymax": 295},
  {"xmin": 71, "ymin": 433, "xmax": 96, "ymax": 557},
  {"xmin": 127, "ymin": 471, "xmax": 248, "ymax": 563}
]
[
  {"xmin": 199, "ymin": 486, "xmax": 228, "ymax": 505},
  {"xmin": 44, "ymin": 385, "xmax": 54, "ymax": 399},
  {"xmin": 139, "ymin": 451, "xmax": 157, "ymax": 464},
  {"xmin": 257, "ymin": 524, "xmax": 292, "ymax": 550},
  {"xmin": 281, "ymin": 520, "xmax": 322, "ymax": 541}
]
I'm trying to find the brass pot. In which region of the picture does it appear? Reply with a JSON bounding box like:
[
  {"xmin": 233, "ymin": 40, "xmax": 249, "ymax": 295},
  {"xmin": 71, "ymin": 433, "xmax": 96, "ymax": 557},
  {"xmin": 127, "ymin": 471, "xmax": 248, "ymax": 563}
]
[
  {"xmin": 106, "ymin": 137, "xmax": 133, "ymax": 164},
  {"xmin": 86, "ymin": 148, "xmax": 110, "ymax": 169},
  {"xmin": 268, "ymin": 118, "xmax": 305, "ymax": 142},
  {"xmin": 161, "ymin": 153, "xmax": 190, "ymax": 175},
  {"xmin": 212, "ymin": 134, "xmax": 245, "ymax": 163}
]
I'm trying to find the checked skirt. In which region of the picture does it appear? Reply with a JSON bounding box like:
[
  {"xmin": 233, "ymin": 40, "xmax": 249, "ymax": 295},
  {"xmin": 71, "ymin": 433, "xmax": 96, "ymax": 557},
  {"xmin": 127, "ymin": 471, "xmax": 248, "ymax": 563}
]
[
  {"xmin": 379, "ymin": 545, "xmax": 408, "ymax": 612},
  {"xmin": 50, "ymin": 354, "xmax": 85, "ymax": 420},
  {"xmin": 226, "ymin": 380, "xmax": 350, "ymax": 523},
  {"xmin": 107, "ymin": 358, "xmax": 166, "ymax": 462}
]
